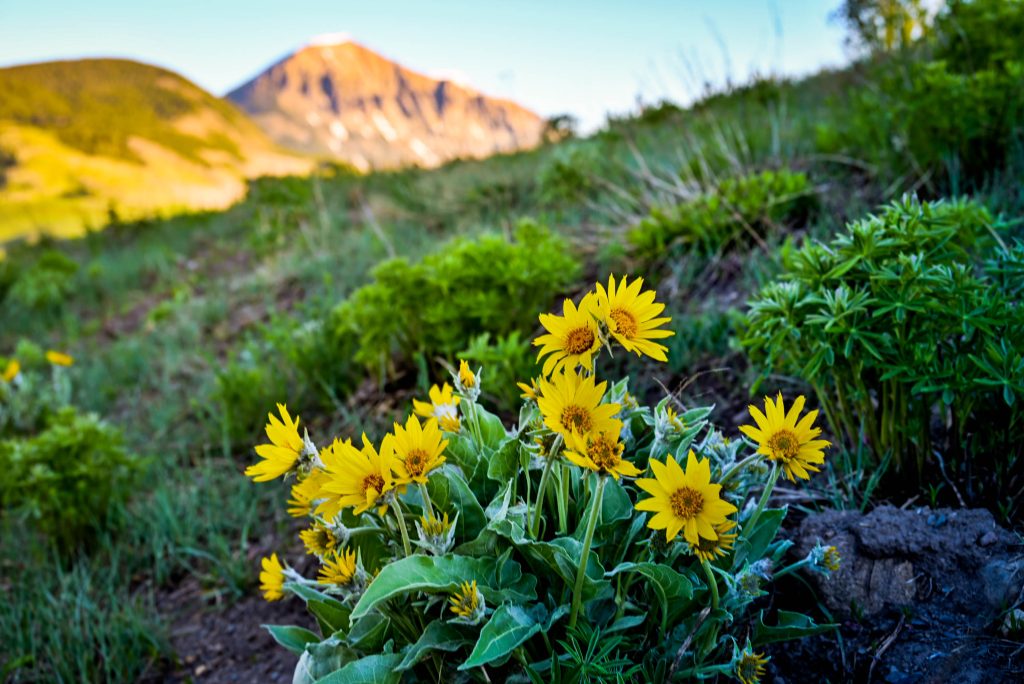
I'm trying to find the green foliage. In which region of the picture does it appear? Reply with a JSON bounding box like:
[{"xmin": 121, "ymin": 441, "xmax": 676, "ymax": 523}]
[
  {"xmin": 5, "ymin": 249, "xmax": 78, "ymax": 312},
  {"xmin": 741, "ymin": 196, "xmax": 1024, "ymax": 510},
  {"xmin": 332, "ymin": 220, "xmax": 580, "ymax": 379},
  {"xmin": 256, "ymin": 366, "xmax": 833, "ymax": 681},
  {"xmin": 537, "ymin": 143, "xmax": 603, "ymax": 206},
  {"xmin": 832, "ymin": 0, "xmax": 931, "ymax": 53},
  {"xmin": 459, "ymin": 332, "xmax": 538, "ymax": 410},
  {"xmin": 0, "ymin": 407, "xmax": 139, "ymax": 545},
  {"xmin": 826, "ymin": 0, "xmax": 1024, "ymax": 191},
  {"xmin": 629, "ymin": 169, "xmax": 815, "ymax": 258}
]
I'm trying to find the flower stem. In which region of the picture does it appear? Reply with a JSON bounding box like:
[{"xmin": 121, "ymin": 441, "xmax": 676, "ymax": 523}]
[
  {"xmin": 773, "ymin": 558, "xmax": 810, "ymax": 579},
  {"xmin": 393, "ymin": 502, "xmax": 412, "ymax": 557},
  {"xmin": 569, "ymin": 475, "xmax": 606, "ymax": 629},
  {"xmin": 419, "ymin": 482, "xmax": 434, "ymax": 519},
  {"xmin": 531, "ymin": 436, "xmax": 562, "ymax": 538},
  {"xmin": 701, "ymin": 560, "xmax": 719, "ymax": 610},
  {"xmin": 718, "ymin": 453, "xmax": 762, "ymax": 486},
  {"xmin": 744, "ymin": 464, "xmax": 781, "ymax": 537}
]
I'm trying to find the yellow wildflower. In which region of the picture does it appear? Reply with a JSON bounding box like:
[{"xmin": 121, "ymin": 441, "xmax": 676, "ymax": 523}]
[
  {"xmin": 739, "ymin": 394, "xmax": 830, "ymax": 482},
  {"xmin": 594, "ymin": 275, "xmax": 673, "ymax": 361}
]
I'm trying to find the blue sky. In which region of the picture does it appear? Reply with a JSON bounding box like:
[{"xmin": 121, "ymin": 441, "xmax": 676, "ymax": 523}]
[{"xmin": 0, "ymin": 0, "xmax": 849, "ymax": 129}]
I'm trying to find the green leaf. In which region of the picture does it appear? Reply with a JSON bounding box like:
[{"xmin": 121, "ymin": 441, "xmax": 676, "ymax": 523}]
[
  {"xmin": 346, "ymin": 613, "xmax": 390, "ymax": 651},
  {"xmin": 350, "ymin": 554, "xmax": 535, "ymax": 622},
  {"xmin": 460, "ymin": 604, "xmax": 554, "ymax": 670},
  {"xmin": 475, "ymin": 405, "xmax": 510, "ymax": 450},
  {"xmin": 309, "ymin": 599, "xmax": 351, "ymax": 636},
  {"xmin": 293, "ymin": 636, "xmax": 359, "ymax": 684},
  {"xmin": 605, "ymin": 562, "xmax": 694, "ymax": 631},
  {"xmin": 313, "ymin": 652, "xmax": 403, "ymax": 684},
  {"xmin": 428, "ymin": 465, "xmax": 486, "ymax": 539},
  {"xmin": 734, "ymin": 508, "xmax": 787, "ymax": 568},
  {"xmin": 263, "ymin": 624, "xmax": 320, "ymax": 655},
  {"xmin": 751, "ymin": 610, "xmax": 837, "ymax": 646},
  {"xmin": 397, "ymin": 620, "xmax": 471, "ymax": 671},
  {"xmin": 486, "ymin": 438, "xmax": 521, "ymax": 484}
]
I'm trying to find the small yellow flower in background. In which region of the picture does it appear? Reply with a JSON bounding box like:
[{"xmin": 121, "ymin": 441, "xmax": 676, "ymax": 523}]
[
  {"xmin": 387, "ymin": 415, "xmax": 448, "ymax": 484},
  {"xmin": 635, "ymin": 450, "xmax": 738, "ymax": 545},
  {"xmin": 318, "ymin": 548, "xmax": 358, "ymax": 587},
  {"xmin": 319, "ymin": 434, "xmax": 398, "ymax": 516},
  {"xmin": 2, "ymin": 359, "xmax": 19, "ymax": 382},
  {"xmin": 300, "ymin": 522, "xmax": 340, "ymax": 557},
  {"xmin": 534, "ymin": 292, "xmax": 602, "ymax": 377},
  {"xmin": 517, "ymin": 378, "xmax": 541, "ymax": 401},
  {"xmin": 45, "ymin": 350, "xmax": 74, "ymax": 367},
  {"xmin": 287, "ymin": 468, "xmax": 329, "ymax": 518},
  {"xmin": 245, "ymin": 404, "xmax": 308, "ymax": 482},
  {"xmin": 259, "ymin": 553, "xmax": 286, "ymax": 602},
  {"xmin": 449, "ymin": 580, "xmax": 486, "ymax": 624},
  {"xmin": 690, "ymin": 520, "xmax": 738, "ymax": 562},
  {"xmin": 823, "ymin": 545, "xmax": 841, "ymax": 572},
  {"xmin": 413, "ymin": 383, "xmax": 461, "ymax": 433},
  {"xmin": 458, "ymin": 360, "xmax": 476, "ymax": 389},
  {"xmin": 739, "ymin": 394, "xmax": 830, "ymax": 482},
  {"xmin": 594, "ymin": 275, "xmax": 673, "ymax": 362},
  {"xmin": 565, "ymin": 424, "xmax": 641, "ymax": 479},
  {"xmin": 735, "ymin": 646, "xmax": 769, "ymax": 684},
  {"xmin": 537, "ymin": 370, "xmax": 621, "ymax": 438}
]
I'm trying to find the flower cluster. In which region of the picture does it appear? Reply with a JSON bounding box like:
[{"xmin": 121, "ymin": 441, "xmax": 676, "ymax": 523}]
[{"xmin": 244, "ymin": 273, "xmax": 836, "ymax": 684}]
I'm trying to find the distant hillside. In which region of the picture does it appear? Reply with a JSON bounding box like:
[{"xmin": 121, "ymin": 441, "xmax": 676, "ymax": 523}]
[
  {"xmin": 227, "ymin": 40, "xmax": 544, "ymax": 170},
  {"xmin": 0, "ymin": 59, "xmax": 312, "ymax": 241}
]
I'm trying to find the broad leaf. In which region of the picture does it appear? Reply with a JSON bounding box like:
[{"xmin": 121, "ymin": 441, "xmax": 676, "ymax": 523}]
[
  {"xmin": 350, "ymin": 554, "xmax": 535, "ymax": 622},
  {"xmin": 487, "ymin": 438, "xmax": 521, "ymax": 484},
  {"xmin": 263, "ymin": 624, "xmax": 320, "ymax": 655},
  {"xmin": 313, "ymin": 652, "xmax": 403, "ymax": 684},
  {"xmin": 428, "ymin": 465, "xmax": 486, "ymax": 539},
  {"xmin": 309, "ymin": 598, "xmax": 351, "ymax": 636},
  {"xmin": 397, "ymin": 620, "xmax": 471, "ymax": 671},
  {"xmin": 734, "ymin": 508, "xmax": 787, "ymax": 568},
  {"xmin": 751, "ymin": 610, "xmax": 837, "ymax": 646},
  {"xmin": 460, "ymin": 604, "xmax": 568, "ymax": 670}
]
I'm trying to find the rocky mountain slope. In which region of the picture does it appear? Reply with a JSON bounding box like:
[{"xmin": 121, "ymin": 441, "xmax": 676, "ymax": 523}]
[{"xmin": 227, "ymin": 40, "xmax": 544, "ymax": 170}]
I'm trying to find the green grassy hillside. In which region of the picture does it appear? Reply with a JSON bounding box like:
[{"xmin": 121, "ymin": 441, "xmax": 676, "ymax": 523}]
[{"xmin": 0, "ymin": 59, "xmax": 312, "ymax": 241}]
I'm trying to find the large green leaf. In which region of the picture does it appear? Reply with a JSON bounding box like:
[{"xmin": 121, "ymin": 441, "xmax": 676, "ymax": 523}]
[
  {"xmin": 605, "ymin": 561, "xmax": 695, "ymax": 631},
  {"xmin": 427, "ymin": 465, "xmax": 486, "ymax": 539},
  {"xmin": 292, "ymin": 636, "xmax": 359, "ymax": 684},
  {"xmin": 734, "ymin": 508, "xmax": 787, "ymax": 568},
  {"xmin": 397, "ymin": 620, "xmax": 471, "ymax": 671},
  {"xmin": 460, "ymin": 604, "xmax": 569, "ymax": 670},
  {"xmin": 350, "ymin": 554, "xmax": 535, "ymax": 622},
  {"xmin": 263, "ymin": 624, "xmax": 320, "ymax": 655},
  {"xmin": 475, "ymin": 405, "xmax": 511, "ymax": 450},
  {"xmin": 751, "ymin": 610, "xmax": 837, "ymax": 646},
  {"xmin": 313, "ymin": 652, "xmax": 403, "ymax": 684},
  {"xmin": 309, "ymin": 598, "xmax": 351, "ymax": 636},
  {"xmin": 346, "ymin": 613, "xmax": 390, "ymax": 651},
  {"xmin": 486, "ymin": 438, "xmax": 521, "ymax": 484}
]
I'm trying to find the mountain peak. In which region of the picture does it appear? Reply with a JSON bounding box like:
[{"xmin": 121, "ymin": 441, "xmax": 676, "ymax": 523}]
[{"xmin": 227, "ymin": 40, "xmax": 543, "ymax": 170}]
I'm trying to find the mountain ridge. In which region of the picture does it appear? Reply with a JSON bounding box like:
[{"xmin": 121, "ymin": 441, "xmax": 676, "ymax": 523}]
[{"xmin": 226, "ymin": 40, "xmax": 544, "ymax": 170}]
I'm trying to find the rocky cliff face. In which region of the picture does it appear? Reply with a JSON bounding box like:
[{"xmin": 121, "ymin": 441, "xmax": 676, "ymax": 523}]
[{"xmin": 227, "ymin": 40, "xmax": 544, "ymax": 170}]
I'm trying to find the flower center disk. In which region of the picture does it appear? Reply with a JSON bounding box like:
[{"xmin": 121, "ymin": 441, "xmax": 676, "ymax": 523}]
[
  {"xmin": 561, "ymin": 405, "xmax": 593, "ymax": 433},
  {"xmin": 669, "ymin": 486, "xmax": 704, "ymax": 519},
  {"xmin": 589, "ymin": 434, "xmax": 622, "ymax": 471},
  {"xmin": 767, "ymin": 429, "xmax": 800, "ymax": 460},
  {"xmin": 564, "ymin": 325, "xmax": 596, "ymax": 354},
  {"xmin": 363, "ymin": 473, "xmax": 385, "ymax": 494},
  {"xmin": 405, "ymin": 448, "xmax": 430, "ymax": 477},
  {"xmin": 609, "ymin": 308, "xmax": 639, "ymax": 339}
]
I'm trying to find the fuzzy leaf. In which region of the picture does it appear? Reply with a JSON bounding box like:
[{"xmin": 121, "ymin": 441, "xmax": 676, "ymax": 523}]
[
  {"xmin": 313, "ymin": 652, "xmax": 403, "ymax": 684},
  {"xmin": 751, "ymin": 610, "xmax": 837, "ymax": 646},
  {"xmin": 397, "ymin": 620, "xmax": 471, "ymax": 671},
  {"xmin": 263, "ymin": 624, "xmax": 320, "ymax": 655}
]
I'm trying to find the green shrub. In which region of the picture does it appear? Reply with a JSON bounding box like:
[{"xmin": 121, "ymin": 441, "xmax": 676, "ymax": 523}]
[
  {"xmin": 740, "ymin": 196, "xmax": 1024, "ymax": 510},
  {"xmin": 537, "ymin": 143, "xmax": 602, "ymax": 206},
  {"xmin": 827, "ymin": 0, "xmax": 1024, "ymax": 190},
  {"xmin": 0, "ymin": 407, "xmax": 139, "ymax": 545},
  {"xmin": 332, "ymin": 220, "xmax": 580, "ymax": 379},
  {"xmin": 6, "ymin": 249, "xmax": 78, "ymax": 312},
  {"xmin": 628, "ymin": 170, "xmax": 815, "ymax": 258},
  {"xmin": 459, "ymin": 332, "xmax": 538, "ymax": 410}
]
